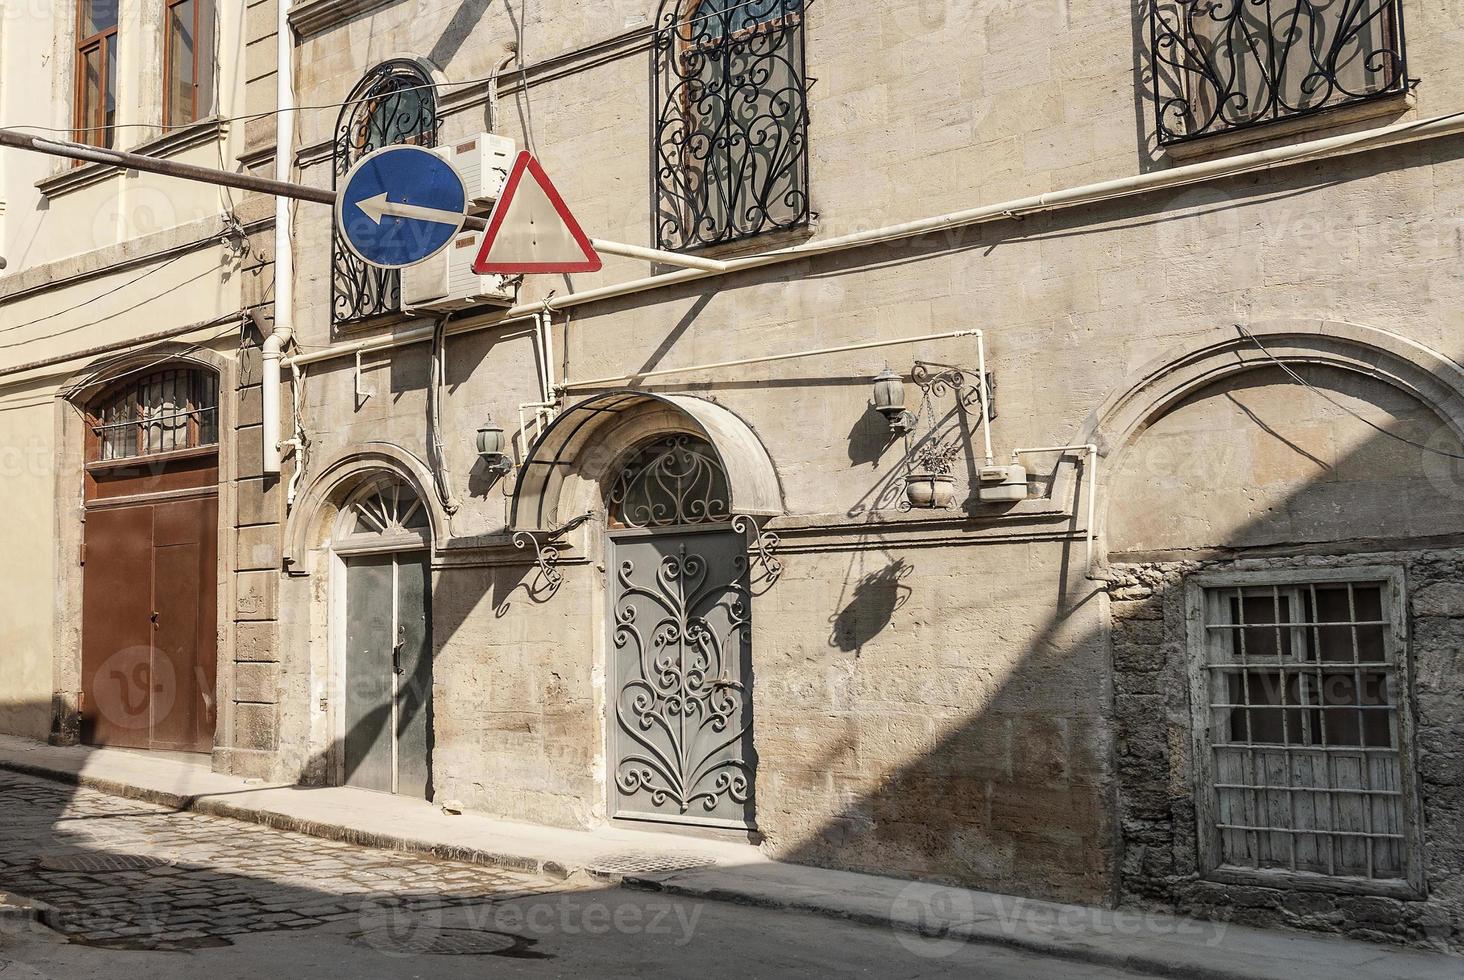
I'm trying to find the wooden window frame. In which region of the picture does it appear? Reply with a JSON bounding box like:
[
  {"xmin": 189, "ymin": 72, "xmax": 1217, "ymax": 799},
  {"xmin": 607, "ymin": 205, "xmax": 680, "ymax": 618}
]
[
  {"xmin": 163, "ymin": 0, "xmax": 214, "ymax": 129},
  {"xmin": 1184, "ymin": 566, "xmax": 1426, "ymax": 898},
  {"xmin": 85, "ymin": 368, "xmax": 220, "ymax": 466},
  {"xmin": 74, "ymin": 1, "xmax": 119, "ymax": 149}
]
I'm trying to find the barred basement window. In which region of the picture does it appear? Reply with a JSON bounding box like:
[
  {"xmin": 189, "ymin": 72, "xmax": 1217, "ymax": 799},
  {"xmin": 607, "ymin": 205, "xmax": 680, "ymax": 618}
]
[
  {"xmin": 88, "ymin": 368, "xmax": 219, "ymax": 462},
  {"xmin": 652, "ymin": 0, "xmax": 812, "ymax": 251},
  {"xmin": 1150, "ymin": 0, "xmax": 1409, "ymax": 146},
  {"xmin": 332, "ymin": 60, "xmax": 439, "ymax": 325},
  {"xmin": 1186, "ymin": 568, "xmax": 1423, "ymax": 894}
]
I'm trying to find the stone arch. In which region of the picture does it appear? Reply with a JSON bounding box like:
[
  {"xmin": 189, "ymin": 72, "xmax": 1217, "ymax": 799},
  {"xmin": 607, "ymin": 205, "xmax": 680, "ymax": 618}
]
[
  {"xmin": 61, "ymin": 341, "xmax": 229, "ymax": 406},
  {"xmin": 284, "ymin": 443, "xmax": 446, "ymax": 574},
  {"xmin": 510, "ymin": 391, "xmax": 783, "ymax": 531},
  {"xmin": 1081, "ymin": 320, "xmax": 1464, "ymax": 561}
]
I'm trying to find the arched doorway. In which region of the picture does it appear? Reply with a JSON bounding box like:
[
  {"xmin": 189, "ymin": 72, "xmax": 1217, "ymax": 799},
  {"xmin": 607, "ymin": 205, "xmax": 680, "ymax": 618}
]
[
  {"xmin": 332, "ymin": 475, "xmax": 433, "ymax": 798},
  {"xmin": 605, "ymin": 434, "xmax": 757, "ymax": 829},
  {"xmin": 79, "ymin": 365, "xmax": 220, "ymax": 753}
]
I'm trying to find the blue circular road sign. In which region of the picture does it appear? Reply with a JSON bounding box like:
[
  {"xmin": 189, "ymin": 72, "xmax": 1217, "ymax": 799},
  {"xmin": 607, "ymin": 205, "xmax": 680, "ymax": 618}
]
[{"xmin": 335, "ymin": 145, "xmax": 468, "ymax": 270}]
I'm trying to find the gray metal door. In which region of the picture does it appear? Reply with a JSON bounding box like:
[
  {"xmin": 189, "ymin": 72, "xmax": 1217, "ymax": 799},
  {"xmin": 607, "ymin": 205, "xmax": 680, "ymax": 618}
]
[
  {"xmin": 344, "ymin": 552, "xmax": 432, "ymax": 797},
  {"xmin": 610, "ymin": 528, "xmax": 755, "ymax": 828}
]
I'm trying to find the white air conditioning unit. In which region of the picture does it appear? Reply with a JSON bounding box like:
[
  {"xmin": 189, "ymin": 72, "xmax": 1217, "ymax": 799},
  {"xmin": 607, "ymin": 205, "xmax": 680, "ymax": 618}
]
[
  {"xmin": 402, "ymin": 231, "xmax": 518, "ymax": 313},
  {"xmin": 402, "ymin": 133, "xmax": 519, "ymax": 314},
  {"xmin": 447, "ymin": 132, "xmax": 517, "ymax": 209}
]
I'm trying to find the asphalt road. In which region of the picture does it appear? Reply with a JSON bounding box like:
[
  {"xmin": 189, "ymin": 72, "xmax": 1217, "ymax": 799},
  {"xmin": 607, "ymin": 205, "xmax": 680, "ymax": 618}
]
[{"xmin": 0, "ymin": 771, "xmax": 1151, "ymax": 978}]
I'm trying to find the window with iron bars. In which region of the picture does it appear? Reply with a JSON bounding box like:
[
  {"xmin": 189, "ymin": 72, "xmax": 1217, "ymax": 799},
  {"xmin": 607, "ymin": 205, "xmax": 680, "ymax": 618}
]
[
  {"xmin": 1186, "ymin": 568, "xmax": 1423, "ymax": 894},
  {"xmin": 652, "ymin": 0, "xmax": 812, "ymax": 251},
  {"xmin": 331, "ymin": 60, "xmax": 439, "ymax": 325},
  {"xmin": 88, "ymin": 368, "xmax": 219, "ymax": 462},
  {"xmin": 1150, "ymin": 0, "xmax": 1409, "ymax": 146}
]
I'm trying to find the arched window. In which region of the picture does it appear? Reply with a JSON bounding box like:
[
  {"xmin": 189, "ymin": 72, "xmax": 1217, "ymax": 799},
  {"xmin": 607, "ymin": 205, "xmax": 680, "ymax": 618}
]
[
  {"xmin": 87, "ymin": 367, "xmax": 219, "ymax": 462},
  {"xmin": 608, "ymin": 434, "xmax": 732, "ymax": 528},
  {"xmin": 334, "ymin": 476, "xmax": 431, "ymax": 550},
  {"xmin": 332, "ymin": 60, "xmax": 439, "ymax": 325},
  {"xmin": 652, "ymin": 0, "xmax": 811, "ymax": 251}
]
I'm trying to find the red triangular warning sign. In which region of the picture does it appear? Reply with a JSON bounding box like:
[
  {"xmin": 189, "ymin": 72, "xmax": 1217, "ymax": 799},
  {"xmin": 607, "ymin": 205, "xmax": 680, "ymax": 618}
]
[{"xmin": 471, "ymin": 152, "xmax": 602, "ymax": 275}]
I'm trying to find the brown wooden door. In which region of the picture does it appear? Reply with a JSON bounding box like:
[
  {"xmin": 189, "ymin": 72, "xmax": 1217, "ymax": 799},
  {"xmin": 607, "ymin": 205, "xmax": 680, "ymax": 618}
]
[{"xmin": 81, "ymin": 494, "xmax": 218, "ymax": 752}]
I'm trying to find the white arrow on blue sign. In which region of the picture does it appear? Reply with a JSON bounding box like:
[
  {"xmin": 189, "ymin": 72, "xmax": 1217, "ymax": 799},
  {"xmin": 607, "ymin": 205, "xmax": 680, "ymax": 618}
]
[{"xmin": 335, "ymin": 144, "xmax": 468, "ymax": 270}]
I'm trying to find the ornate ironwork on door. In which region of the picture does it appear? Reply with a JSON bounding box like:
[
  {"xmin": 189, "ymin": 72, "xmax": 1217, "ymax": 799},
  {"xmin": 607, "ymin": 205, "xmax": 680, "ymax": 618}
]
[
  {"xmin": 652, "ymin": 0, "xmax": 812, "ymax": 251},
  {"xmin": 1150, "ymin": 0, "xmax": 1408, "ymax": 146},
  {"xmin": 608, "ymin": 434, "xmax": 733, "ymax": 529},
  {"xmin": 611, "ymin": 530, "xmax": 755, "ymax": 827},
  {"xmin": 608, "ymin": 435, "xmax": 754, "ymax": 827},
  {"xmin": 332, "ymin": 59, "xmax": 439, "ymax": 324}
]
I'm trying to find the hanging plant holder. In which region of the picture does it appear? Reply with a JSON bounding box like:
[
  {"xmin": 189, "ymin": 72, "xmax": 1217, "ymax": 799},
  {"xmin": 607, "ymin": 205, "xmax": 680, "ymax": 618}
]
[
  {"xmin": 902, "ymin": 440, "xmax": 962, "ymax": 510},
  {"xmin": 904, "ymin": 473, "xmax": 956, "ymax": 510}
]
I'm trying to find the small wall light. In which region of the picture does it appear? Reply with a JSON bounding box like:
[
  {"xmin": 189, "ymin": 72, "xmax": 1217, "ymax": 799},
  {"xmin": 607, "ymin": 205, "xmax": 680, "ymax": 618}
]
[
  {"xmin": 476, "ymin": 418, "xmax": 512, "ymax": 475},
  {"xmin": 872, "ymin": 367, "xmax": 917, "ymax": 435}
]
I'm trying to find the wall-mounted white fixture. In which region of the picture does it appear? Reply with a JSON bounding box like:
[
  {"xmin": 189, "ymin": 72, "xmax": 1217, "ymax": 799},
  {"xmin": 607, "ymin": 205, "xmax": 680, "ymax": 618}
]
[
  {"xmin": 978, "ymin": 463, "xmax": 1029, "ymax": 502},
  {"xmin": 1010, "ymin": 444, "xmax": 1100, "ymax": 573}
]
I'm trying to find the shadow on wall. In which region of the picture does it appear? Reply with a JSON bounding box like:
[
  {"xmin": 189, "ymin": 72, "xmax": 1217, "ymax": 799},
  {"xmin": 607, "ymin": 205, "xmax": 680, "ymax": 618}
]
[{"xmin": 773, "ymin": 361, "xmax": 1464, "ymax": 950}]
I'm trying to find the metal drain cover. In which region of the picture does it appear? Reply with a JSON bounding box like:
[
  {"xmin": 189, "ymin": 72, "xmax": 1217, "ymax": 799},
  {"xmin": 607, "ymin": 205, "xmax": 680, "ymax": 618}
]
[
  {"xmin": 37, "ymin": 852, "xmax": 172, "ymax": 872},
  {"xmin": 354, "ymin": 927, "xmax": 523, "ymax": 956},
  {"xmin": 588, "ymin": 850, "xmax": 716, "ymax": 875}
]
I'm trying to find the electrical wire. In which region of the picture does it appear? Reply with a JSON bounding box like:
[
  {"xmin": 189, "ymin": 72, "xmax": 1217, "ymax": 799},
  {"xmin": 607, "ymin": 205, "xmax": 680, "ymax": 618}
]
[
  {"xmin": 0, "ymin": 229, "xmax": 225, "ymax": 336},
  {"xmin": 58, "ymin": 323, "xmax": 244, "ymax": 402},
  {"xmin": 1237, "ymin": 324, "xmax": 1464, "ymax": 461},
  {"xmin": 13, "ymin": 68, "xmax": 509, "ymax": 139},
  {"xmin": 0, "ymin": 262, "xmax": 225, "ymax": 351}
]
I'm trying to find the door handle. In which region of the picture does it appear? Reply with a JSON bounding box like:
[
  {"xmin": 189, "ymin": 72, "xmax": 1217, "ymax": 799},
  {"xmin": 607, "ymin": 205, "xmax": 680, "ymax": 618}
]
[
  {"xmin": 392, "ymin": 625, "xmax": 406, "ymax": 675},
  {"xmin": 150, "ymin": 611, "xmax": 160, "ymax": 630}
]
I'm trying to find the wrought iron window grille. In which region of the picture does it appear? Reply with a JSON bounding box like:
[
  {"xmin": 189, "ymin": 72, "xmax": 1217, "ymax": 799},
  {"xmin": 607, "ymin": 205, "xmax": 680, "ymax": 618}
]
[
  {"xmin": 88, "ymin": 368, "xmax": 219, "ymax": 462},
  {"xmin": 331, "ymin": 60, "xmax": 440, "ymax": 325},
  {"xmin": 1188, "ymin": 573, "xmax": 1420, "ymax": 891},
  {"xmin": 652, "ymin": 0, "xmax": 814, "ymax": 252},
  {"xmin": 1150, "ymin": 0, "xmax": 1410, "ymax": 146}
]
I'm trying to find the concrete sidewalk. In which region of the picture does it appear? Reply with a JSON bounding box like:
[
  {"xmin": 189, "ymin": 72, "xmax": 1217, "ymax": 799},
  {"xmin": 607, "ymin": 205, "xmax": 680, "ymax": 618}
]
[{"xmin": 0, "ymin": 734, "xmax": 1456, "ymax": 980}]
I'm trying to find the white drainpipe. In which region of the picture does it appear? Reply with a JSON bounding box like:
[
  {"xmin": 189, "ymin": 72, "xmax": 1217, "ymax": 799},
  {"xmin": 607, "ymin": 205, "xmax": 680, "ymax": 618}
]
[{"xmin": 262, "ymin": 0, "xmax": 295, "ymax": 476}]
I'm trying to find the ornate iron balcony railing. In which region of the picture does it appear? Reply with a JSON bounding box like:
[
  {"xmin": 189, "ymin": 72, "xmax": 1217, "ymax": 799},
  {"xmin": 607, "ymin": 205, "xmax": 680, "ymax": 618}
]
[
  {"xmin": 1150, "ymin": 0, "xmax": 1409, "ymax": 146},
  {"xmin": 652, "ymin": 0, "xmax": 812, "ymax": 252},
  {"xmin": 331, "ymin": 59, "xmax": 439, "ymax": 325}
]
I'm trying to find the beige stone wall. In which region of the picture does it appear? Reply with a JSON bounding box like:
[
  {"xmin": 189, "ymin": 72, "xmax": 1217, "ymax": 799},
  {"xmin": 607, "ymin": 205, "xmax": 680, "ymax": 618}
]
[{"xmin": 251, "ymin": 0, "xmax": 1464, "ymax": 915}]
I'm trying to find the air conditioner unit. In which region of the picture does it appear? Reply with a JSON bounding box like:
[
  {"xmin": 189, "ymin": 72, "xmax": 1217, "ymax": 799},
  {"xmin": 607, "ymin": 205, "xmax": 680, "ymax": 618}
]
[
  {"xmin": 401, "ymin": 134, "xmax": 519, "ymax": 314},
  {"xmin": 402, "ymin": 230, "xmax": 518, "ymax": 313},
  {"xmin": 448, "ymin": 132, "xmax": 517, "ymax": 209}
]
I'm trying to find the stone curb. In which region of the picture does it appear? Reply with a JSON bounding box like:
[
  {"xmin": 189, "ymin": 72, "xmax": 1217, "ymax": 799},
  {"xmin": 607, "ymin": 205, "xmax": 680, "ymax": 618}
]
[{"xmin": 0, "ymin": 759, "xmax": 573, "ymax": 882}]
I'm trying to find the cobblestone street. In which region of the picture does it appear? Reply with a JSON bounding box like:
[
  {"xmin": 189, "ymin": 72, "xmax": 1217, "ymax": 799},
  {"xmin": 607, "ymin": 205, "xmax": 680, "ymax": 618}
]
[
  {"xmin": 0, "ymin": 771, "xmax": 1151, "ymax": 978},
  {"xmin": 0, "ymin": 771, "xmax": 549, "ymax": 949}
]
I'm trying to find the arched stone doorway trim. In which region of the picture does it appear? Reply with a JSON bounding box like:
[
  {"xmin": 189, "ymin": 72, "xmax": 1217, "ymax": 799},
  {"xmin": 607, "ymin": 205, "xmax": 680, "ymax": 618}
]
[
  {"xmin": 284, "ymin": 442, "xmax": 446, "ymax": 574},
  {"xmin": 510, "ymin": 390, "xmax": 784, "ymax": 532},
  {"xmin": 1082, "ymin": 320, "xmax": 1464, "ymax": 565}
]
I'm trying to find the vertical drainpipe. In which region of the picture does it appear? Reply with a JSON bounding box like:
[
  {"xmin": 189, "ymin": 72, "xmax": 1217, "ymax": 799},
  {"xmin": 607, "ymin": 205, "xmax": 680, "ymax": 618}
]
[{"xmin": 262, "ymin": 0, "xmax": 295, "ymax": 475}]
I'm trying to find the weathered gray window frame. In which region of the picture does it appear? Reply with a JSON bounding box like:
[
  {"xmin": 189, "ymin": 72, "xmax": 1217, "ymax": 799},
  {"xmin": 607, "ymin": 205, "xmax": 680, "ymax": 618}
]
[{"xmin": 1184, "ymin": 565, "xmax": 1425, "ymax": 898}]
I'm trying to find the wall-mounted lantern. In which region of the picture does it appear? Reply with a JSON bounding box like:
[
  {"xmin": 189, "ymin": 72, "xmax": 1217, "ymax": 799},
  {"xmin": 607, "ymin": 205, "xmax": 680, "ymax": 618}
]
[
  {"xmin": 871, "ymin": 367, "xmax": 917, "ymax": 435},
  {"xmin": 476, "ymin": 418, "xmax": 512, "ymax": 476}
]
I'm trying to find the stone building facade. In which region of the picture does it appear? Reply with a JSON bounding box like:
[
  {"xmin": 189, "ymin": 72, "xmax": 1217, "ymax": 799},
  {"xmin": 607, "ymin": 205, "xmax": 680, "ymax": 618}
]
[{"xmin": 3, "ymin": 0, "xmax": 1464, "ymax": 956}]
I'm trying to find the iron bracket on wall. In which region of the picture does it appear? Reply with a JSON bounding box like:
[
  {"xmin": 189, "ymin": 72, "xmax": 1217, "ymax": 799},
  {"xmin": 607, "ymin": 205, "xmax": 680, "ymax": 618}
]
[
  {"xmin": 512, "ymin": 512, "xmax": 594, "ymax": 591},
  {"xmin": 910, "ymin": 361, "xmax": 996, "ymax": 421},
  {"xmin": 732, "ymin": 514, "xmax": 783, "ymax": 588}
]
